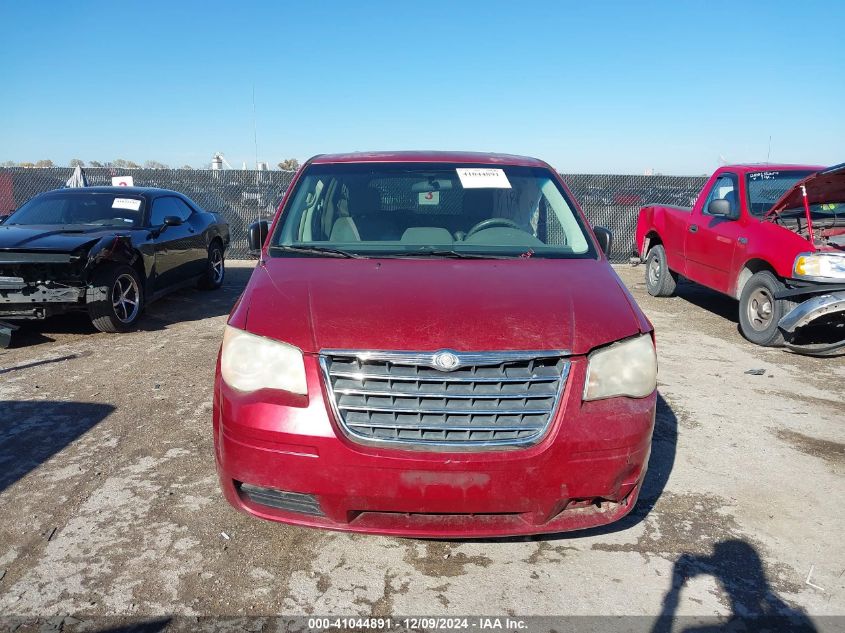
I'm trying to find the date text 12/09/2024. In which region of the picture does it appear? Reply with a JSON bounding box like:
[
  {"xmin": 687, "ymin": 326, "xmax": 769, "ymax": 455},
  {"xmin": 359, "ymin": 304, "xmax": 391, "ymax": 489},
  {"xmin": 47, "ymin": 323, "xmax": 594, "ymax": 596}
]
[{"xmin": 307, "ymin": 617, "xmax": 528, "ymax": 631}]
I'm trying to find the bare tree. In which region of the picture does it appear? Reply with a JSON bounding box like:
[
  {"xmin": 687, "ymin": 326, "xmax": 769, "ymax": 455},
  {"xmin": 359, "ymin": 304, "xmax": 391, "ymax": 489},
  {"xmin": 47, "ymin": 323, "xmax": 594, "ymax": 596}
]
[
  {"xmin": 112, "ymin": 159, "xmax": 129, "ymax": 169},
  {"xmin": 35, "ymin": 159, "xmax": 54, "ymax": 168},
  {"xmin": 143, "ymin": 160, "xmax": 169, "ymax": 169},
  {"xmin": 1, "ymin": 160, "xmax": 15, "ymax": 167},
  {"xmin": 179, "ymin": 164, "xmax": 194, "ymax": 170},
  {"xmin": 18, "ymin": 162, "xmax": 35, "ymax": 168},
  {"xmin": 277, "ymin": 158, "xmax": 300, "ymax": 171},
  {"xmin": 88, "ymin": 160, "xmax": 104, "ymax": 167},
  {"xmin": 69, "ymin": 158, "xmax": 85, "ymax": 168}
]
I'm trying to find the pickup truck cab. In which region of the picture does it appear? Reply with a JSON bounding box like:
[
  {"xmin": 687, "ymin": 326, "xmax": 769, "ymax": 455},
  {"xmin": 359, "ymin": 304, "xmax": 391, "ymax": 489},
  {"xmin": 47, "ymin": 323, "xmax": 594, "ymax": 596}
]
[
  {"xmin": 635, "ymin": 164, "xmax": 845, "ymax": 355},
  {"xmin": 214, "ymin": 151, "xmax": 658, "ymax": 537}
]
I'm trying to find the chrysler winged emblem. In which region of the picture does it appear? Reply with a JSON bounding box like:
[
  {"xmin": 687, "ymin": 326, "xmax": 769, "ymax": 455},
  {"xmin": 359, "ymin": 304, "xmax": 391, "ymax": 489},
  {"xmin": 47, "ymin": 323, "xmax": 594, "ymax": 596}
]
[{"xmin": 432, "ymin": 350, "xmax": 460, "ymax": 371}]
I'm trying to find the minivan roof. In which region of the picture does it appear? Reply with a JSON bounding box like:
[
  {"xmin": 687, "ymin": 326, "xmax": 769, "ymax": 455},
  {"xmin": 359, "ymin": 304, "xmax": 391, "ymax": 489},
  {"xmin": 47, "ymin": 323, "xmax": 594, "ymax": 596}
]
[{"xmin": 309, "ymin": 151, "xmax": 550, "ymax": 168}]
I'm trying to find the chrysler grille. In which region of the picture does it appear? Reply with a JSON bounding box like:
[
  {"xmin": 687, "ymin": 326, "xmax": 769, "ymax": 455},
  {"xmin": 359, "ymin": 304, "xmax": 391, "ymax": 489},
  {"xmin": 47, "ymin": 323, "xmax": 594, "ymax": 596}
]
[{"xmin": 320, "ymin": 350, "xmax": 570, "ymax": 449}]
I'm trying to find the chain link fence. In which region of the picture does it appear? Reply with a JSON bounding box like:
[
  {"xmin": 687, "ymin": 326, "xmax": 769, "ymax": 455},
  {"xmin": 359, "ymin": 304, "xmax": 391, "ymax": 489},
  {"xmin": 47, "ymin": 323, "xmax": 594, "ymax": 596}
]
[
  {"xmin": 0, "ymin": 167, "xmax": 706, "ymax": 261},
  {"xmin": 0, "ymin": 167, "xmax": 295, "ymax": 258}
]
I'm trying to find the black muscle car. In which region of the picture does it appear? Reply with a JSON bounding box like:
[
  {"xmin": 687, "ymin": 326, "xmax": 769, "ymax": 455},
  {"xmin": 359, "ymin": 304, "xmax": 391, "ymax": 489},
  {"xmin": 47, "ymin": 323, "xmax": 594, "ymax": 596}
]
[{"xmin": 0, "ymin": 187, "xmax": 230, "ymax": 341}]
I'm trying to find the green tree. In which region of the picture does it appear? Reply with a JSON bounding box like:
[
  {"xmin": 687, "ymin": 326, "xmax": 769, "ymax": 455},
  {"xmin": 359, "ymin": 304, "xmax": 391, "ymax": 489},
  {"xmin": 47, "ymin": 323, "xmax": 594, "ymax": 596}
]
[
  {"xmin": 18, "ymin": 162, "xmax": 35, "ymax": 168},
  {"xmin": 69, "ymin": 158, "xmax": 85, "ymax": 167},
  {"xmin": 277, "ymin": 158, "xmax": 300, "ymax": 171},
  {"xmin": 88, "ymin": 160, "xmax": 104, "ymax": 167}
]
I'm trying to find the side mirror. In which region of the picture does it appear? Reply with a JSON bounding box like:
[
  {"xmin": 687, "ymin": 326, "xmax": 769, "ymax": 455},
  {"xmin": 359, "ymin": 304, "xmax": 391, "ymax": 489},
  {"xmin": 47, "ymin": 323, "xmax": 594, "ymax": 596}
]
[
  {"xmin": 163, "ymin": 215, "xmax": 184, "ymax": 227},
  {"xmin": 707, "ymin": 199, "xmax": 732, "ymax": 217},
  {"xmin": 593, "ymin": 226, "xmax": 613, "ymax": 256},
  {"xmin": 248, "ymin": 220, "xmax": 269, "ymax": 253}
]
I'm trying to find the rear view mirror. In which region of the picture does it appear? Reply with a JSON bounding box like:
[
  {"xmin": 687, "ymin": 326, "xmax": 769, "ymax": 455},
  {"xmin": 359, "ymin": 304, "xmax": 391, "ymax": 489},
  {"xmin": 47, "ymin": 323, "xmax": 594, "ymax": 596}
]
[
  {"xmin": 708, "ymin": 199, "xmax": 732, "ymax": 217},
  {"xmin": 248, "ymin": 220, "xmax": 269, "ymax": 253},
  {"xmin": 593, "ymin": 226, "xmax": 613, "ymax": 256},
  {"xmin": 163, "ymin": 215, "xmax": 184, "ymax": 227}
]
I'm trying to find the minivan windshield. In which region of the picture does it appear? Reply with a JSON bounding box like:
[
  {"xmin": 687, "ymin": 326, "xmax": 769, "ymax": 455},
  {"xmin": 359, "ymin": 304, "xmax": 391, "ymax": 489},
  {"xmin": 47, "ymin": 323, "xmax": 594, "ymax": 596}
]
[
  {"xmin": 272, "ymin": 163, "xmax": 595, "ymax": 259},
  {"xmin": 9, "ymin": 193, "xmax": 144, "ymax": 227}
]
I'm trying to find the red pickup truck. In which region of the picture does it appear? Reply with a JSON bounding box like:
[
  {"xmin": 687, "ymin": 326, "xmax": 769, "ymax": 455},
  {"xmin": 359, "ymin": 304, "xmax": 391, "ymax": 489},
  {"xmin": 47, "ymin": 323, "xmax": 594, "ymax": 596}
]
[{"xmin": 635, "ymin": 163, "xmax": 845, "ymax": 355}]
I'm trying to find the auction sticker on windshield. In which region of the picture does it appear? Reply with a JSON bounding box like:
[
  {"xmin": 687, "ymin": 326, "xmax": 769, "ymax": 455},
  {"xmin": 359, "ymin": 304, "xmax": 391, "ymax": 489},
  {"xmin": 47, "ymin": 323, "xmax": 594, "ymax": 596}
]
[
  {"xmin": 456, "ymin": 168, "xmax": 511, "ymax": 189},
  {"xmin": 112, "ymin": 198, "xmax": 142, "ymax": 211}
]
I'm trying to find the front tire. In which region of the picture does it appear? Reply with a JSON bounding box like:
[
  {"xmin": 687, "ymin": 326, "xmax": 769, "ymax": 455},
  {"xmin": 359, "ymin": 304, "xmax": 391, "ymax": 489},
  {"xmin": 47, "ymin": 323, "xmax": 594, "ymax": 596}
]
[
  {"xmin": 645, "ymin": 244, "xmax": 677, "ymax": 297},
  {"xmin": 738, "ymin": 271, "xmax": 794, "ymax": 346},
  {"xmin": 86, "ymin": 264, "xmax": 144, "ymax": 333},
  {"xmin": 198, "ymin": 241, "xmax": 225, "ymax": 290}
]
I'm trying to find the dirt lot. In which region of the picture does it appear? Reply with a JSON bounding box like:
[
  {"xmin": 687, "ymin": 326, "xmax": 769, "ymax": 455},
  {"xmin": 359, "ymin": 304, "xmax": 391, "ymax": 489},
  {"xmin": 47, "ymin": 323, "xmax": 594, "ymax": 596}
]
[{"xmin": 0, "ymin": 261, "xmax": 843, "ymax": 623}]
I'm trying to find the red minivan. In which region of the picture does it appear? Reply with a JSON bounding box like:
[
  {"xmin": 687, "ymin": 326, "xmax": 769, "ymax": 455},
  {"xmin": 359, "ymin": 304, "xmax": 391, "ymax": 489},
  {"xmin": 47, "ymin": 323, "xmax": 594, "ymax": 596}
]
[{"xmin": 213, "ymin": 152, "xmax": 657, "ymax": 538}]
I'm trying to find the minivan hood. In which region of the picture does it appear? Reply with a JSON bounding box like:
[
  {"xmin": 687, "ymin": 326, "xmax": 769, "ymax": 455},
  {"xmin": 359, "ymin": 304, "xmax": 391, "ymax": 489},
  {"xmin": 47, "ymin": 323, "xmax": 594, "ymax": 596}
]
[{"xmin": 239, "ymin": 257, "xmax": 647, "ymax": 356}]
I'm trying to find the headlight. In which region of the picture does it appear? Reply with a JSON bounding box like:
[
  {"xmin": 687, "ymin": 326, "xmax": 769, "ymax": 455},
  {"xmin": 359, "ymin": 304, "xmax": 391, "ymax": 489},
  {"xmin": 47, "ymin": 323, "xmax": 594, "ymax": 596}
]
[
  {"xmin": 584, "ymin": 334, "xmax": 657, "ymax": 401},
  {"xmin": 220, "ymin": 325, "xmax": 307, "ymax": 394},
  {"xmin": 793, "ymin": 252, "xmax": 845, "ymax": 282}
]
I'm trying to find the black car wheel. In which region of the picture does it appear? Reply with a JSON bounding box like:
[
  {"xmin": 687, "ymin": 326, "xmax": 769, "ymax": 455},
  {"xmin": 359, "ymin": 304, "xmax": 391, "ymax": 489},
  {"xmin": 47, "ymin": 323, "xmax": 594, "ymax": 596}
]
[
  {"xmin": 198, "ymin": 241, "xmax": 225, "ymax": 290},
  {"xmin": 738, "ymin": 271, "xmax": 795, "ymax": 346},
  {"xmin": 644, "ymin": 244, "xmax": 677, "ymax": 297},
  {"xmin": 86, "ymin": 264, "xmax": 144, "ymax": 333}
]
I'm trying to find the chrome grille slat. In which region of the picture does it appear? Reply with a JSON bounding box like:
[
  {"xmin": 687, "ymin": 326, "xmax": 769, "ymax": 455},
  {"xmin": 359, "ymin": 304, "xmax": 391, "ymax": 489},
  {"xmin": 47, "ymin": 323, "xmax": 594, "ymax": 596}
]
[
  {"xmin": 345, "ymin": 422, "xmax": 535, "ymax": 432},
  {"xmin": 334, "ymin": 388, "xmax": 556, "ymax": 399},
  {"xmin": 329, "ymin": 371, "xmax": 559, "ymax": 383},
  {"xmin": 320, "ymin": 349, "xmax": 570, "ymax": 450},
  {"xmin": 338, "ymin": 404, "xmax": 551, "ymax": 415}
]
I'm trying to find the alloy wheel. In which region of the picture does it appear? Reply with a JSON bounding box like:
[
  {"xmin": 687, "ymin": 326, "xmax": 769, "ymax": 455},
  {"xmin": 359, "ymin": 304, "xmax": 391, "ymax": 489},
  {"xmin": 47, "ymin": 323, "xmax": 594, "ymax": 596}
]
[{"xmin": 112, "ymin": 273, "xmax": 140, "ymax": 324}]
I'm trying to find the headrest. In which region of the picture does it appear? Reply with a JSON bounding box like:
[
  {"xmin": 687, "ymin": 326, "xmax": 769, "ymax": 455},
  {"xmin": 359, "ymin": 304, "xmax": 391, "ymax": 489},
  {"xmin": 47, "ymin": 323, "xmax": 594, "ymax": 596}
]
[{"xmin": 400, "ymin": 227, "xmax": 454, "ymax": 245}]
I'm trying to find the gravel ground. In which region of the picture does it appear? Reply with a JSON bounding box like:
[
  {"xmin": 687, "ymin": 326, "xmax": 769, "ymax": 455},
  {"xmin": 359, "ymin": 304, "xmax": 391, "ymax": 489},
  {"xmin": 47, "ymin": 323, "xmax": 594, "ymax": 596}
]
[{"xmin": 0, "ymin": 261, "xmax": 842, "ymax": 625}]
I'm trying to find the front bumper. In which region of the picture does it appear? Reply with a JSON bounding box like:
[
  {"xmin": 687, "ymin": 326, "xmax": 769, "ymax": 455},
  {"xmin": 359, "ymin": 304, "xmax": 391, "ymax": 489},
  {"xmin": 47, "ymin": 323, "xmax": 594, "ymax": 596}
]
[
  {"xmin": 779, "ymin": 290, "xmax": 845, "ymax": 356},
  {"xmin": 214, "ymin": 354, "xmax": 656, "ymax": 538},
  {"xmin": 0, "ymin": 276, "xmax": 86, "ymax": 320}
]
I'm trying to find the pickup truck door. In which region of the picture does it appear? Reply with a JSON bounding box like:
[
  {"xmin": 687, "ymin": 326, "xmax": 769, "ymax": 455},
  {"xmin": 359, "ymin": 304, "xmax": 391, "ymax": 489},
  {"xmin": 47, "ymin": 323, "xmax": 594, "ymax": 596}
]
[{"xmin": 683, "ymin": 172, "xmax": 744, "ymax": 295}]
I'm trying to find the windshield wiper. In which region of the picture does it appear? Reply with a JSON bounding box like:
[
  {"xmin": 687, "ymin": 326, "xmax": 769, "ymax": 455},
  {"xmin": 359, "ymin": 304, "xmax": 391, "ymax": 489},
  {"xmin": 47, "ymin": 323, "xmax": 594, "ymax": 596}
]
[
  {"xmin": 271, "ymin": 245, "xmax": 366, "ymax": 259},
  {"xmin": 404, "ymin": 248, "xmax": 521, "ymax": 260}
]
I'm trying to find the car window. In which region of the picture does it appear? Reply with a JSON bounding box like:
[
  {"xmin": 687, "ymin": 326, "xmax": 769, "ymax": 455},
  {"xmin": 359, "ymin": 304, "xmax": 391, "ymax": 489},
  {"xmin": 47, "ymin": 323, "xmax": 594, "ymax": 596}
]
[
  {"xmin": 150, "ymin": 197, "xmax": 192, "ymax": 225},
  {"xmin": 702, "ymin": 174, "xmax": 738, "ymax": 216},
  {"xmin": 273, "ymin": 163, "xmax": 595, "ymax": 259},
  {"xmin": 745, "ymin": 170, "xmax": 816, "ymax": 216},
  {"xmin": 8, "ymin": 193, "xmax": 143, "ymax": 227}
]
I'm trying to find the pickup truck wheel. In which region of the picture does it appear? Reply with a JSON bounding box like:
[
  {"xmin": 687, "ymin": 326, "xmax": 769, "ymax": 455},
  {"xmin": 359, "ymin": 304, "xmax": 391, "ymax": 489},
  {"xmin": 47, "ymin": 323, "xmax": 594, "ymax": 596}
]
[
  {"xmin": 198, "ymin": 241, "xmax": 225, "ymax": 290},
  {"xmin": 645, "ymin": 245, "xmax": 677, "ymax": 297},
  {"xmin": 86, "ymin": 264, "xmax": 144, "ymax": 333},
  {"xmin": 738, "ymin": 271, "xmax": 794, "ymax": 346}
]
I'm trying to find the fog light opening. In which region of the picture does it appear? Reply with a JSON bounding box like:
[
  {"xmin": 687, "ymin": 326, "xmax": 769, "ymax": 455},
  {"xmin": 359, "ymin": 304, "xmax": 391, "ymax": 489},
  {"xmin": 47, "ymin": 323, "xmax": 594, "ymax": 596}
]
[{"xmin": 236, "ymin": 481, "xmax": 324, "ymax": 517}]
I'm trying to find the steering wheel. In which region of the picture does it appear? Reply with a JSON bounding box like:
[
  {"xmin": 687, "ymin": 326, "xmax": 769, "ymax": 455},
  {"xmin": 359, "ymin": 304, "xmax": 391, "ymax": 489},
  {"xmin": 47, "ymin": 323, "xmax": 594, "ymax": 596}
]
[{"xmin": 465, "ymin": 217, "xmax": 523, "ymax": 239}]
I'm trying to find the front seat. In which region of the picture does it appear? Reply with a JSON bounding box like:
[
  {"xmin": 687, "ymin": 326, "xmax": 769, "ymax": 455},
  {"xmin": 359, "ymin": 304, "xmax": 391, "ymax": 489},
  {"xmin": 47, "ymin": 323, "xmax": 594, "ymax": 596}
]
[{"xmin": 329, "ymin": 215, "xmax": 361, "ymax": 241}]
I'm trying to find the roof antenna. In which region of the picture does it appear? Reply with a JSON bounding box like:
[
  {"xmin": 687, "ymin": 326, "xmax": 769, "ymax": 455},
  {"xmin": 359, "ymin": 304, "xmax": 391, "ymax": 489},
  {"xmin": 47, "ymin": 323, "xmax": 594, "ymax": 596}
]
[
  {"xmin": 766, "ymin": 135, "xmax": 772, "ymax": 164},
  {"xmin": 251, "ymin": 84, "xmax": 265, "ymax": 266}
]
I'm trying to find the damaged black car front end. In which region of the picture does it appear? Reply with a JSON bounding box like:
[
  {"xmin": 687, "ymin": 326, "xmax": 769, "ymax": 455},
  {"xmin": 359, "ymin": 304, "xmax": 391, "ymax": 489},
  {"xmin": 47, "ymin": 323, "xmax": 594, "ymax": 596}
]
[{"xmin": 0, "ymin": 235, "xmax": 139, "ymax": 319}]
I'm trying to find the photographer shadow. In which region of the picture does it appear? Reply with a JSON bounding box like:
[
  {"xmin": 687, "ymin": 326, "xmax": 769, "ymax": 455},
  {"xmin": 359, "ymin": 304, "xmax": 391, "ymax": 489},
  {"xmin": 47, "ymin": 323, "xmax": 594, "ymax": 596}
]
[{"xmin": 651, "ymin": 539, "xmax": 817, "ymax": 633}]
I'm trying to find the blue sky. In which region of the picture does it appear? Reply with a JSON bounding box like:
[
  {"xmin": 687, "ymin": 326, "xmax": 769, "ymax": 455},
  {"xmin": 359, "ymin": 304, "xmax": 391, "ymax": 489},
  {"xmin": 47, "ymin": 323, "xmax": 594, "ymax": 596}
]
[{"xmin": 1, "ymin": 0, "xmax": 843, "ymax": 174}]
